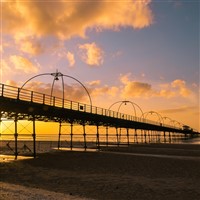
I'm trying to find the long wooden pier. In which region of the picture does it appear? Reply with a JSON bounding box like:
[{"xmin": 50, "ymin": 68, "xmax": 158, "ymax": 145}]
[{"xmin": 0, "ymin": 83, "xmax": 199, "ymax": 159}]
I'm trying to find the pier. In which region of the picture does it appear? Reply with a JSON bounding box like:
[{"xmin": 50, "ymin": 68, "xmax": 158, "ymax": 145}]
[{"xmin": 0, "ymin": 81, "xmax": 199, "ymax": 159}]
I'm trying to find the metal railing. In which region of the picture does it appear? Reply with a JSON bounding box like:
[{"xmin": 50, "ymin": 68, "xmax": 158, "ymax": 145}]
[{"xmin": 0, "ymin": 83, "xmax": 175, "ymax": 128}]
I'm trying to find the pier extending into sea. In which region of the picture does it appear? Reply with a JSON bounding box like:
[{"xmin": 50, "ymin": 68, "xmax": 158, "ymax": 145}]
[{"xmin": 0, "ymin": 73, "xmax": 199, "ymax": 159}]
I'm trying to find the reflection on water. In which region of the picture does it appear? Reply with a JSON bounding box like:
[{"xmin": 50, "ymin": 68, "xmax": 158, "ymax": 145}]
[
  {"xmin": 181, "ymin": 137, "xmax": 200, "ymax": 144},
  {"xmin": 1, "ymin": 133, "xmax": 199, "ymax": 160},
  {"xmin": 54, "ymin": 147, "xmax": 98, "ymax": 152},
  {"xmin": 0, "ymin": 154, "xmax": 33, "ymax": 163}
]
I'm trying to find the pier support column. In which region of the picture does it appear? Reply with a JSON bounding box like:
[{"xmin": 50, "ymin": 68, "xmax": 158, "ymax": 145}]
[
  {"xmin": 155, "ymin": 131, "xmax": 157, "ymax": 142},
  {"xmin": 148, "ymin": 130, "xmax": 151, "ymax": 143},
  {"xmin": 14, "ymin": 115, "xmax": 18, "ymax": 160},
  {"xmin": 134, "ymin": 129, "xmax": 138, "ymax": 143},
  {"xmin": 106, "ymin": 126, "xmax": 109, "ymax": 146},
  {"xmin": 184, "ymin": 132, "xmax": 187, "ymax": 139},
  {"xmin": 96, "ymin": 125, "xmax": 100, "ymax": 149},
  {"xmin": 169, "ymin": 132, "xmax": 171, "ymax": 143},
  {"xmin": 150, "ymin": 130, "xmax": 153, "ymax": 142},
  {"xmin": 126, "ymin": 128, "xmax": 129, "ymax": 146},
  {"xmin": 70, "ymin": 122, "xmax": 73, "ymax": 150},
  {"xmin": 141, "ymin": 130, "xmax": 143, "ymax": 143},
  {"xmin": 157, "ymin": 131, "xmax": 160, "ymax": 143},
  {"xmin": 32, "ymin": 116, "xmax": 36, "ymax": 158},
  {"xmin": 163, "ymin": 131, "xmax": 166, "ymax": 143},
  {"xmin": 116, "ymin": 127, "xmax": 119, "ymax": 146},
  {"xmin": 173, "ymin": 132, "xmax": 176, "ymax": 142},
  {"xmin": 58, "ymin": 121, "xmax": 62, "ymax": 149},
  {"xmin": 83, "ymin": 124, "xmax": 87, "ymax": 150},
  {"xmin": 144, "ymin": 130, "xmax": 147, "ymax": 143},
  {"xmin": 119, "ymin": 128, "xmax": 122, "ymax": 144}
]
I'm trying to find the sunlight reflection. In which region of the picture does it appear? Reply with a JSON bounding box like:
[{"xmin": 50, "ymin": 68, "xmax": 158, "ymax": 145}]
[{"xmin": 0, "ymin": 154, "xmax": 33, "ymax": 163}]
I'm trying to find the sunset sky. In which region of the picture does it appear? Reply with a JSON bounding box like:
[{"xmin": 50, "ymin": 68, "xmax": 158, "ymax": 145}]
[{"xmin": 0, "ymin": 0, "xmax": 199, "ymax": 131}]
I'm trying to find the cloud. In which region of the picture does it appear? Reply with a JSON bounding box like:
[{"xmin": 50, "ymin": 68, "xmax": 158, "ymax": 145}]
[
  {"xmin": 2, "ymin": 60, "xmax": 10, "ymax": 72},
  {"xmin": 79, "ymin": 42, "xmax": 104, "ymax": 66},
  {"xmin": 120, "ymin": 74, "xmax": 152, "ymax": 98},
  {"xmin": 120, "ymin": 74, "xmax": 193, "ymax": 99},
  {"xmin": 171, "ymin": 79, "xmax": 191, "ymax": 97},
  {"xmin": 14, "ymin": 35, "xmax": 44, "ymax": 55},
  {"xmin": 51, "ymin": 47, "xmax": 75, "ymax": 67},
  {"xmin": 5, "ymin": 80, "xmax": 18, "ymax": 87},
  {"xmin": 0, "ymin": 45, "xmax": 3, "ymax": 53},
  {"xmin": 120, "ymin": 73, "xmax": 131, "ymax": 84},
  {"xmin": 123, "ymin": 81, "xmax": 152, "ymax": 98},
  {"xmin": 158, "ymin": 89, "xmax": 176, "ymax": 98},
  {"xmin": 86, "ymin": 80, "xmax": 118, "ymax": 98},
  {"xmin": 10, "ymin": 55, "xmax": 39, "ymax": 74},
  {"xmin": 87, "ymin": 80, "xmax": 101, "ymax": 86},
  {"xmin": 158, "ymin": 79, "xmax": 191, "ymax": 98},
  {"xmin": 91, "ymin": 86, "xmax": 119, "ymax": 97},
  {"xmin": 3, "ymin": 1, "xmax": 153, "ymax": 40},
  {"xmin": 160, "ymin": 106, "xmax": 198, "ymax": 114},
  {"xmin": 66, "ymin": 51, "xmax": 75, "ymax": 67}
]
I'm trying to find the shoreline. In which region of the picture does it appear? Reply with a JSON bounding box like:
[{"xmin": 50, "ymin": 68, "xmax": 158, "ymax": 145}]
[{"xmin": 1, "ymin": 143, "xmax": 200, "ymax": 200}]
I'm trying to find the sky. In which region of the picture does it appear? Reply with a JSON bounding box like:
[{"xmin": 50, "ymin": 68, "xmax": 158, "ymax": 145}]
[{"xmin": 0, "ymin": 0, "xmax": 199, "ymax": 131}]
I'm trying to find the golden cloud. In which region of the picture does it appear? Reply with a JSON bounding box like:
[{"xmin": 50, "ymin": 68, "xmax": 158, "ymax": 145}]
[
  {"xmin": 91, "ymin": 86, "xmax": 119, "ymax": 97},
  {"xmin": 120, "ymin": 74, "xmax": 152, "ymax": 98},
  {"xmin": 120, "ymin": 74, "xmax": 193, "ymax": 99},
  {"xmin": 158, "ymin": 79, "xmax": 191, "ymax": 98},
  {"xmin": 14, "ymin": 35, "xmax": 44, "ymax": 55},
  {"xmin": 122, "ymin": 81, "xmax": 152, "ymax": 98},
  {"xmin": 87, "ymin": 80, "xmax": 101, "ymax": 86},
  {"xmin": 10, "ymin": 55, "xmax": 39, "ymax": 74},
  {"xmin": 160, "ymin": 106, "xmax": 198, "ymax": 114},
  {"xmin": 171, "ymin": 79, "xmax": 191, "ymax": 97},
  {"xmin": 86, "ymin": 80, "xmax": 119, "ymax": 98},
  {"xmin": 66, "ymin": 51, "xmax": 75, "ymax": 67},
  {"xmin": 79, "ymin": 42, "xmax": 104, "ymax": 66},
  {"xmin": 0, "ymin": 45, "xmax": 3, "ymax": 53},
  {"xmin": 159, "ymin": 89, "xmax": 176, "ymax": 98},
  {"xmin": 5, "ymin": 80, "xmax": 18, "ymax": 87},
  {"xmin": 2, "ymin": 60, "xmax": 10, "ymax": 72},
  {"xmin": 3, "ymin": 1, "xmax": 153, "ymax": 39}
]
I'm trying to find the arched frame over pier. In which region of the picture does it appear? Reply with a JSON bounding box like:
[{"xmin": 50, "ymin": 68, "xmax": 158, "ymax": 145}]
[{"xmin": 19, "ymin": 71, "xmax": 92, "ymax": 108}]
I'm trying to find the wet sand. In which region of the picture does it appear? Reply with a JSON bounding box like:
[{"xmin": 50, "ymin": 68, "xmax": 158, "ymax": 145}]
[{"xmin": 1, "ymin": 143, "xmax": 200, "ymax": 200}]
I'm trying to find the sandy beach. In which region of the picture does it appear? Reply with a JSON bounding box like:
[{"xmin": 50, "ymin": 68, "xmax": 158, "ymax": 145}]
[{"xmin": 1, "ymin": 143, "xmax": 200, "ymax": 200}]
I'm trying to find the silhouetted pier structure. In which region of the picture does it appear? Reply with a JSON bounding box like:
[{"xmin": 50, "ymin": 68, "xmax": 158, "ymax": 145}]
[{"xmin": 0, "ymin": 83, "xmax": 199, "ymax": 159}]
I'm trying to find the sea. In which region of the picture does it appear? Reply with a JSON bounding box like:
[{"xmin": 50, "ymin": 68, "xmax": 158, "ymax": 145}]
[{"xmin": 0, "ymin": 132, "xmax": 199, "ymax": 157}]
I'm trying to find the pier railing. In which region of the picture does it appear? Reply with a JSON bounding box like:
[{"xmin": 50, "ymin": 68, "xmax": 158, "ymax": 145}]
[{"xmin": 0, "ymin": 83, "xmax": 176, "ymax": 129}]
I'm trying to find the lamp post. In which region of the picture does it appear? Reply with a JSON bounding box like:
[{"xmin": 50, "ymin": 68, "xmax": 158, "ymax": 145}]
[
  {"xmin": 108, "ymin": 100, "xmax": 144, "ymax": 120},
  {"xmin": 19, "ymin": 70, "xmax": 92, "ymax": 107},
  {"xmin": 142, "ymin": 111, "xmax": 164, "ymax": 125},
  {"xmin": 163, "ymin": 117, "xmax": 174, "ymax": 127}
]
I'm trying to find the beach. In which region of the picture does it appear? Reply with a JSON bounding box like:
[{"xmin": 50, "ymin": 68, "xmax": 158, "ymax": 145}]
[{"xmin": 1, "ymin": 143, "xmax": 200, "ymax": 200}]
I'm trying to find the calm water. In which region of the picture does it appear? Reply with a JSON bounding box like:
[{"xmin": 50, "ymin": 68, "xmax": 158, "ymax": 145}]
[
  {"xmin": 0, "ymin": 134, "xmax": 199, "ymax": 162},
  {"xmin": 181, "ymin": 137, "xmax": 200, "ymax": 144}
]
